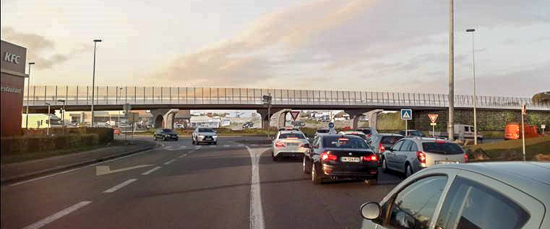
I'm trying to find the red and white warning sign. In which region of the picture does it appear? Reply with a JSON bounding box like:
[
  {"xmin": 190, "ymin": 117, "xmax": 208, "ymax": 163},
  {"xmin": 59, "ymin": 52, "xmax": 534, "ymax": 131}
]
[
  {"xmin": 290, "ymin": 111, "xmax": 301, "ymax": 121},
  {"xmin": 428, "ymin": 114, "xmax": 439, "ymax": 123}
]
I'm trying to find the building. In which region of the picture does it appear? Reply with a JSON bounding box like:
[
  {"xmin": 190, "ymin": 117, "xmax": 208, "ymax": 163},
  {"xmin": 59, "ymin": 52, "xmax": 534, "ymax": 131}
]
[{"xmin": 1, "ymin": 40, "xmax": 27, "ymax": 137}]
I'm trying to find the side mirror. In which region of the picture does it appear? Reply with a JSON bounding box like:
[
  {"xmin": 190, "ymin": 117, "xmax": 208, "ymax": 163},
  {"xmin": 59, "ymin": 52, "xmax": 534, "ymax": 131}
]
[{"xmin": 360, "ymin": 202, "xmax": 381, "ymax": 220}]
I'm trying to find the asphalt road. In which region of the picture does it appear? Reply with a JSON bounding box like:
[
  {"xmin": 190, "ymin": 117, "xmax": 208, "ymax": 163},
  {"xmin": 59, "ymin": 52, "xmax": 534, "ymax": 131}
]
[{"xmin": 1, "ymin": 136, "xmax": 403, "ymax": 229}]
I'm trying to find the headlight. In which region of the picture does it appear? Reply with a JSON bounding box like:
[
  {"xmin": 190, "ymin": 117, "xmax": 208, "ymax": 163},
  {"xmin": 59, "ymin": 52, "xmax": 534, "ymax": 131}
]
[
  {"xmin": 199, "ymin": 135, "xmax": 205, "ymax": 138},
  {"xmin": 213, "ymin": 135, "xmax": 218, "ymax": 138}
]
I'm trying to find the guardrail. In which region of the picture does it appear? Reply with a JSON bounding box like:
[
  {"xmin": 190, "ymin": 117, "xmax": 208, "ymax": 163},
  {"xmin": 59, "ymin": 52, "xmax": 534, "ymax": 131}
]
[{"xmin": 23, "ymin": 86, "xmax": 549, "ymax": 110}]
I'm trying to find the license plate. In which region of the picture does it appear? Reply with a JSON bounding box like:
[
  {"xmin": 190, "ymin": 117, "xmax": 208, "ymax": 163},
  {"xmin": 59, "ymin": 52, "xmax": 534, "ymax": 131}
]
[
  {"xmin": 435, "ymin": 160, "xmax": 459, "ymax": 165},
  {"xmin": 287, "ymin": 143, "xmax": 299, "ymax": 146},
  {"xmin": 341, "ymin": 157, "xmax": 360, "ymax": 162}
]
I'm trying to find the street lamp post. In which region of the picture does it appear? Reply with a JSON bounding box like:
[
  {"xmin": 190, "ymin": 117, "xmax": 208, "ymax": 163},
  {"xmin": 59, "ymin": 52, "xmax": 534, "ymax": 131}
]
[
  {"xmin": 91, "ymin": 39, "xmax": 102, "ymax": 127},
  {"xmin": 58, "ymin": 99, "xmax": 66, "ymax": 134},
  {"xmin": 466, "ymin": 28, "xmax": 478, "ymax": 145},
  {"xmin": 448, "ymin": 0, "xmax": 455, "ymax": 141},
  {"xmin": 25, "ymin": 62, "xmax": 35, "ymax": 129},
  {"xmin": 45, "ymin": 103, "xmax": 51, "ymax": 135}
]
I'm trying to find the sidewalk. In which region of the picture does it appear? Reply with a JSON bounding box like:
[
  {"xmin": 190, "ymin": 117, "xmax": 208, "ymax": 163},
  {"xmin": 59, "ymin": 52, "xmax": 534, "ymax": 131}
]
[{"xmin": 1, "ymin": 140, "xmax": 157, "ymax": 185}]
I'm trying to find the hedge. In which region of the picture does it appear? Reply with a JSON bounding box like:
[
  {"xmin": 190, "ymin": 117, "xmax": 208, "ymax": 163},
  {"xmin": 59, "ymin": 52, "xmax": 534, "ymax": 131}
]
[
  {"xmin": 21, "ymin": 127, "xmax": 114, "ymax": 143},
  {"xmin": 1, "ymin": 134, "xmax": 99, "ymax": 155}
]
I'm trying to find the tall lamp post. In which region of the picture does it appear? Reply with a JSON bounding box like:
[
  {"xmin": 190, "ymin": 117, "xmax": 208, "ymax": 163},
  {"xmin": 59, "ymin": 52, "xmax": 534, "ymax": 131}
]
[
  {"xmin": 448, "ymin": 0, "xmax": 455, "ymax": 141},
  {"xmin": 466, "ymin": 28, "xmax": 478, "ymax": 145},
  {"xmin": 91, "ymin": 39, "xmax": 102, "ymax": 127},
  {"xmin": 25, "ymin": 62, "xmax": 35, "ymax": 129}
]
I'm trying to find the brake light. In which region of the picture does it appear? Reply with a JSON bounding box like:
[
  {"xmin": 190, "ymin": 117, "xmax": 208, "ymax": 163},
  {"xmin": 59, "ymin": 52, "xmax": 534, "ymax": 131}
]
[
  {"xmin": 417, "ymin": 151, "xmax": 426, "ymax": 164},
  {"xmin": 338, "ymin": 138, "xmax": 349, "ymax": 141},
  {"xmin": 435, "ymin": 139, "xmax": 446, "ymax": 144},
  {"xmin": 379, "ymin": 143, "xmax": 385, "ymax": 153},
  {"xmin": 275, "ymin": 142, "xmax": 286, "ymax": 147},
  {"xmin": 320, "ymin": 151, "xmax": 337, "ymax": 162},
  {"xmin": 362, "ymin": 154, "xmax": 378, "ymax": 162},
  {"xmin": 464, "ymin": 154, "xmax": 469, "ymax": 163},
  {"xmin": 300, "ymin": 143, "xmax": 311, "ymax": 148}
]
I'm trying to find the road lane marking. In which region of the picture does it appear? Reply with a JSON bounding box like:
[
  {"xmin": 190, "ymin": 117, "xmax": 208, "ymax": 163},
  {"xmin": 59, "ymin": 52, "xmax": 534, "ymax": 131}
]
[
  {"xmin": 96, "ymin": 164, "xmax": 153, "ymax": 176},
  {"xmin": 238, "ymin": 144, "xmax": 245, "ymax": 147},
  {"xmin": 103, "ymin": 179, "xmax": 137, "ymax": 193},
  {"xmin": 164, "ymin": 159, "xmax": 176, "ymax": 165},
  {"xmin": 179, "ymin": 154, "xmax": 187, "ymax": 158},
  {"xmin": 246, "ymin": 146, "xmax": 267, "ymax": 229},
  {"xmin": 22, "ymin": 201, "xmax": 92, "ymax": 229},
  {"xmin": 142, "ymin": 166, "xmax": 162, "ymax": 175},
  {"xmin": 195, "ymin": 146, "xmax": 202, "ymax": 150},
  {"xmin": 251, "ymin": 144, "xmax": 258, "ymax": 147},
  {"xmin": 223, "ymin": 145, "xmax": 230, "ymax": 147}
]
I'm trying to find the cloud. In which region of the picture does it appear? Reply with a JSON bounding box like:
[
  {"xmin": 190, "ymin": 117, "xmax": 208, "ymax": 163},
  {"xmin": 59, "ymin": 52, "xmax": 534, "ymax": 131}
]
[{"xmin": 1, "ymin": 27, "xmax": 91, "ymax": 69}]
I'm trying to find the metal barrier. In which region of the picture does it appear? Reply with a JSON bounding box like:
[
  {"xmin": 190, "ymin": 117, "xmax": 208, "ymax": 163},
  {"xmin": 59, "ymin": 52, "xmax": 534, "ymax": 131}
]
[{"xmin": 24, "ymin": 86, "xmax": 550, "ymax": 110}]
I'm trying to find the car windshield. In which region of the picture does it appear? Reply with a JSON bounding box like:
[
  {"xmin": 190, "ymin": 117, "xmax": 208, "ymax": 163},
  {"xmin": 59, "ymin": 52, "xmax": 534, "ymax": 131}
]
[
  {"xmin": 345, "ymin": 133, "xmax": 367, "ymax": 140},
  {"xmin": 422, "ymin": 142, "xmax": 464, "ymax": 155},
  {"xmin": 198, "ymin": 128, "xmax": 215, "ymax": 132},
  {"xmin": 162, "ymin": 129, "xmax": 176, "ymax": 133},
  {"xmin": 279, "ymin": 133, "xmax": 305, "ymax": 139},
  {"xmin": 381, "ymin": 136, "xmax": 403, "ymax": 144},
  {"xmin": 322, "ymin": 136, "xmax": 369, "ymax": 149}
]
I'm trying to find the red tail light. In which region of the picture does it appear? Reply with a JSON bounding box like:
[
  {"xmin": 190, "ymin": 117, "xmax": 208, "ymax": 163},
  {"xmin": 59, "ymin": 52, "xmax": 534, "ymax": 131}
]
[
  {"xmin": 417, "ymin": 151, "xmax": 426, "ymax": 164},
  {"xmin": 379, "ymin": 143, "xmax": 386, "ymax": 153},
  {"xmin": 362, "ymin": 154, "xmax": 378, "ymax": 162},
  {"xmin": 464, "ymin": 154, "xmax": 469, "ymax": 163},
  {"xmin": 320, "ymin": 151, "xmax": 337, "ymax": 162},
  {"xmin": 275, "ymin": 142, "xmax": 286, "ymax": 147},
  {"xmin": 300, "ymin": 143, "xmax": 311, "ymax": 148}
]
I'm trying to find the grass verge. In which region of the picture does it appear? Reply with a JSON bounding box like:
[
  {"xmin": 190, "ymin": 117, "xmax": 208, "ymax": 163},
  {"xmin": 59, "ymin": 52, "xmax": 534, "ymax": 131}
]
[{"xmin": 465, "ymin": 136, "xmax": 550, "ymax": 161}]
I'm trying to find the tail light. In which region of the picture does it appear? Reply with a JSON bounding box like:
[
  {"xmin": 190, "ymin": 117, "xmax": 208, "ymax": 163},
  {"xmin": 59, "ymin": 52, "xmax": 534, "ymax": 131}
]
[
  {"xmin": 362, "ymin": 154, "xmax": 378, "ymax": 162},
  {"xmin": 464, "ymin": 154, "xmax": 469, "ymax": 163},
  {"xmin": 300, "ymin": 143, "xmax": 311, "ymax": 148},
  {"xmin": 379, "ymin": 143, "xmax": 386, "ymax": 153},
  {"xmin": 320, "ymin": 151, "xmax": 337, "ymax": 162},
  {"xmin": 417, "ymin": 151, "xmax": 426, "ymax": 164},
  {"xmin": 275, "ymin": 142, "xmax": 286, "ymax": 147}
]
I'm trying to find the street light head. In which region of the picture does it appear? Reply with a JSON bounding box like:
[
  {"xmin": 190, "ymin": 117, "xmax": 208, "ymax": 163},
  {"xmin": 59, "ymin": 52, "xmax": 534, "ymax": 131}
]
[
  {"xmin": 57, "ymin": 99, "xmax": 66, "ymax": 103},
  {"xmin": 93, "ymin": 39, "xmax": 102, "ymax": 42},
  {"xmin": 29, "ymin": 62, "xmax": 36, "ymax": 65},
  {"xmin": 466, "ymin": 29, "xmax": 476, "ymax": 32}
]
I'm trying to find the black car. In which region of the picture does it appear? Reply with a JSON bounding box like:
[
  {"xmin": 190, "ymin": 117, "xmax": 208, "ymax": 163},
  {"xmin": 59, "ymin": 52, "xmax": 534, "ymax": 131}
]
[
  {"xmin": 398, "ymin": 129, "xmax": 425, "ymax": 137},
  {"xmin": 357, "ymin": 127, "xmax": 372, "ymax": 136},
  {"xmin": 242, "ymin": 122, "xmax": 254, "ymax": 129},
  {"xmin": 154, "ymin": 129, "xmax": 179, "ymax": 141},
  {"xmin": 302, "ymin": 134, "xmax": 379, "ymax": 185}
]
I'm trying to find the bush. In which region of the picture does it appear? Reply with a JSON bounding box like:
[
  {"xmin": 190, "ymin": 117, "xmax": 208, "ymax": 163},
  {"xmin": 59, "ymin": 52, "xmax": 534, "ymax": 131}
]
[{"xmin": 1, "ymin": 133, "xmax": 100, "ymax": 155}]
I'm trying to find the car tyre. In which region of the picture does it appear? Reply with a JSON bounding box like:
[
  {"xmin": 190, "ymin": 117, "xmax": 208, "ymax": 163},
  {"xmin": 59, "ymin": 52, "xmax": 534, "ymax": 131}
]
[
  {"xmin": 214, "ymin": 141, "xmax": 217, "ymax": 145},
  {"xmin": 405, "ymin": 164, "xmax": 414, "ymax": 178},
  {"xmin": 381, "ymin": 157, "xmax": 389, "ymax": 173},
  {"xmin": 311, "ymin": 163, "xmax": 324, "ymax": 184},
  {"xmin": 365, "ymin": 178, "xmax": 378, "ymax": 185},
  {"xmin": 302, "ymin": 157, "xmax": 312, "ymax": 174}
]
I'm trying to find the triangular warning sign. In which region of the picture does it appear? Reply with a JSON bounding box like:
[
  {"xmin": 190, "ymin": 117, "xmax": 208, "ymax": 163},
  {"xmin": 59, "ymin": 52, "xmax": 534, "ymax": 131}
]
[
  {"xmin": 428, "ymin": 114, "xmax": 439, "ymax": 123},
  {"xmin": 290, "ymin": 111, "xmax": 300, "ymax": 121}
]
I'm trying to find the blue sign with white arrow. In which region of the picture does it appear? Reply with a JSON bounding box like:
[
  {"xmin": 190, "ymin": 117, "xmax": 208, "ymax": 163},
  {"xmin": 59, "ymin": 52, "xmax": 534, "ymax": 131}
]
[
  {"xmin": 328, "ymin": 122, "xmax": 335, "ymax": 128},
  {"xmin": 401, "ymin": 109, "xmax": 413, "ymax": 121}
]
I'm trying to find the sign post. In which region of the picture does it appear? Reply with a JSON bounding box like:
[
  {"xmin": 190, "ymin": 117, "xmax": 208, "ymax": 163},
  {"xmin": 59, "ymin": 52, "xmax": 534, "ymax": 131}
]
[
  {"xmin": 428, "ymin": 114, "xmax": 439, "ymax": 138},
  {"xmin": 401, "ymin": 109, "xmax": 413, "ymax": 136},
  {"xmin": 542, "ymin": 124, "xmax": 546, "ymax": 135},
  {"xmin": 521, "ymin": 104, "xmax": 526, "ymax": 161},
  {"xmin": 328, "ymin": 122, "xmax": 336, "ymax": 134}
]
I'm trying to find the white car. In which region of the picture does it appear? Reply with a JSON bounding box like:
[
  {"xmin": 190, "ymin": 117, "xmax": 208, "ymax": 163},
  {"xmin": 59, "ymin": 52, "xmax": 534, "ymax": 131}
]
[
  {"xmin": 360, "ymin": 162, "xmax": 550, "ymax": 229},
  {"xmin": 271, "ymin": 130, "xmax": 311, "ymax": 161},
  {"xmin": 192, "ymin": 127, "xmax": 218, "ymax": 145}
]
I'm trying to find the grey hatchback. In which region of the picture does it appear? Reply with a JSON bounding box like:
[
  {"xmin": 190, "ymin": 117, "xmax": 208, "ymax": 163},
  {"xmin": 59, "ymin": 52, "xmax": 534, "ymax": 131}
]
[{"xmin": 359, "ymin": 162, "xmax": 550, "ymax": 229}]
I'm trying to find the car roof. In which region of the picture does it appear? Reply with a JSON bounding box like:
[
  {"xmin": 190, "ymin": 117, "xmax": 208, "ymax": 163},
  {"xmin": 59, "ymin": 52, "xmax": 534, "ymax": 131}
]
[
  {"xmin": 426, "ymin": 162, "xmax": 550, "ymax": 203},
  {"xmin": 339, "ymin": 131, "xmax": 366, "ymax": 135},
  {"xmin": 279, "ymin": 130, "xmax": 304, "ymax": 134},
  {"xmin": 320, "ymin": 134, "xmax": 363, "ymax": 139},
  {"xmin": 373, "ymin": 133, "xmax": 404, "ymax": 137}
]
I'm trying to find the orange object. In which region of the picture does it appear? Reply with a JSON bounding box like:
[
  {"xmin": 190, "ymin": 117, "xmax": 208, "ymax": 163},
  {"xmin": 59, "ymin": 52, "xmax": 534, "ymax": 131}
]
[
  {"xmin": 504, "ymin": 123, "xmax": 540, "ymax": 140},
  {"xmin": 114, "ymin": 128, "xmax": 121, "ymax": 135}
]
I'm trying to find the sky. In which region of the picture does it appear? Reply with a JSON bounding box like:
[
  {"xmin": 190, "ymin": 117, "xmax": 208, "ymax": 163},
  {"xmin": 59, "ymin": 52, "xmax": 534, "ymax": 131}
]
[{"xmin": 1, "ymin": 0, "xmax": 549, "ymax": 98}]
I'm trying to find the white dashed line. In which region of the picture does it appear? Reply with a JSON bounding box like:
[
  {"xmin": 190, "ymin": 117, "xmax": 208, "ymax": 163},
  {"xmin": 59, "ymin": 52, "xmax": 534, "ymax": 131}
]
[
  {"xmin": 103, "ymin": 179, "xmax": 137, "ymax": 193},
  {"xmin": 209, "ymin": 145, "xmax": 215, "ymax": 148},
  {"xmin": 251, "ymin": 144, "xmax": 258, "ymax": 147},
  {"xmin": 238, "ymin": 144, "xmax": 245, "ymax": 147},
  {"xmin": 142, "ymin": 166, "xmax": 161, "ymax": 175},
  {"xmin": 22, "ymin": 201, "xmax": 92, "ymax": 229},
  {"xmin": 164, "ymin": 159, "xmax": 176, "ymax": 165},
  {"xmin": 179, "ymin": 154, "xmax": 187, "ymax": 158},
  {"xmin": 223, "ymin": 145, "xmax": 230, "ymax": 147},
  {"xmin": 195, "ymin": 146, "xmax": 202, "ymax": 150}
]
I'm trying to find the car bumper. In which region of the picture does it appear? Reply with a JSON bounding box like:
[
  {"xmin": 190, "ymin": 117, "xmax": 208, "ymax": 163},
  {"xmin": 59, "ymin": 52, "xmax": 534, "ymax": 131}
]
[
  {"xmin": 273, "ymin": 148, "xmax": 309, "ymax": 157},
  {"xmin": 197, "ymin": 138, "xmax": 217, "ymax": 143},
  {"xmin": 321, "ymin": 164, "xmax": 378, "ymax": 179}
]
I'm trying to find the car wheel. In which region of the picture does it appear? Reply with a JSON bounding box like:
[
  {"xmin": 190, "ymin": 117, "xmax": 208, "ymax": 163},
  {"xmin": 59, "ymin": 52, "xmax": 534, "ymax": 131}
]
[
  {"xmin": 405, "ymin": 164, "xmax": 414, "ymax": 178},
  {"xmin": 163, "ymin": 137, "xmax": 167, "ymax": 141},
  {"xmin": 272, "ymin": 154, "xmax": 279, "ymax": 161},
  {"xmin": 365, "ymin": 178, "xmax": 378, "ymax": 185},
  {"xmin": 311, "ymin": 163, "xmax": 324, "ymax": 184},
  {"xmin": 302, "ymin": 157, "xmax": 312, "ymax": 174},
  {"xmin": 214, "ymin": 141, "xmax": 217, "ymax": 145},
  {"xmin": 153, "ymin": 137, "xmax": 157, "ymax": 141},
  {"xmin": 381, "ymin": 157, "xmax": 389, "ymax": 173}
]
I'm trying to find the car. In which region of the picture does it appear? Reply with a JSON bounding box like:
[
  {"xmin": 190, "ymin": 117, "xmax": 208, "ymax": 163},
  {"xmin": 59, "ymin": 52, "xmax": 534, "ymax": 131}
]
[
  {"xmin": 338, "ymin": 131, "xmax": 368, "ymax": 141},
  {"xmin": 242, "ymin": 122, "xmax": 254, "ymax": 129},
  {"xmin": 278, "ymin": 126, "xmax": 300, "ymax": 131},
  {"xmin": 359, "ymin": 162, "xmax": 550, "ymax": 229},
  {"xmin": 315, "ymin": 127, "xmax": 336, "ymax": 137},
  {"xmin": 154, "ymin": 129, "xmax": 179, "ymax": 141},
  {"xmin": 439, "ymin": 124, "xmax": 484, "ymax": 142},
  {"xmin": 272, "ymin": 130, "xmax": 310, "ymax": 161},
  {"xmin": 302, "ymin": 134, "xmax": 379, "ymax": 185},
  {"xmin": 381, "ymin": 137, "xmax": 467, "ymax": 177},
  {"xmin": 357, "ymin": 127, "xmax": 373, "ymax": 137},
  {"xmin": 398, "ymin": 129, "xmax": 425, "ymax": 137},
  {"xmin": 368, "ymin": 133, "xmax": 403, "ymax": 155},
  {"xmin": 192, "ymin": 127, "xmax": 218, "ymax": 145}
]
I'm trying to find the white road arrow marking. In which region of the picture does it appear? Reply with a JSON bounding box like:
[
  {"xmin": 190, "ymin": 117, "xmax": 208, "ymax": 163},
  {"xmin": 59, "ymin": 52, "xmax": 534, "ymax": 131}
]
[{"xmin": 96, "ymin": 164, "xmax": 153, "ymax": 176}]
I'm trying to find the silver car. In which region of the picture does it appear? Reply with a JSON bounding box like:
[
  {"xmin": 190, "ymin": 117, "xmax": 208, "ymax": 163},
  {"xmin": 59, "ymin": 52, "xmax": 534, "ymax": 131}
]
[
  {"xmin": 360, "ymin": 162, "xmax": 550, "ymax": 229},
  {"xmin": 381, "ymin": 137, "xmax": 466, "ymax": 177},
  {"xmin": 272, "ymin": 130, "xmax": 310, "ymax": 161},
  {"xmin": 192, "ymin": 127, "xmax": 218, "ymax": 145}
]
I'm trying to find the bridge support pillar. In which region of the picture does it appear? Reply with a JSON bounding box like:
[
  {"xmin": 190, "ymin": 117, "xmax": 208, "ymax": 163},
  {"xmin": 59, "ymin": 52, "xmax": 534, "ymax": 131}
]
[
  {"xmin": 344, "ymin": 110, "xmax": 374, "ymax": 130},
  {"xmin": 257, "ymin": 108, "xmax": 285, "ymax": 130},
  {"xmin": 151, "ymin": 109, "xmax": 179, "ymax": 129}
]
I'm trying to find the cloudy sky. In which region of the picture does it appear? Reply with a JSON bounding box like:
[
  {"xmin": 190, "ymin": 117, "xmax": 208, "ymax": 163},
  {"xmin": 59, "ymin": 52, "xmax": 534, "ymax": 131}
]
[{"xmin": 1, "ymin": 0, "xmax": 549, "ymax": 97}]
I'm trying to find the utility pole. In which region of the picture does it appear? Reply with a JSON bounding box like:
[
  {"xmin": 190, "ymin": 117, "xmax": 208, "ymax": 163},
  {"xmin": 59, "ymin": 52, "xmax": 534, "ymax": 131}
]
[
  {"xmin": 466, "ymin": 28, "xmax": 478, "ymax": 145},
  {"xmin": 25, "ymin": 62, "xmax": 35, "ymax": 129},
  {"xmin": 448, "ymin": 0, "xmax": 455, "ymax": 141},
  {"xmin": 521, "ymin": 104, "xmax": 526, "ymax": 161},
  {"xmin": 91, "ymin": 39, "xmax": 102, "ymax": 127}
]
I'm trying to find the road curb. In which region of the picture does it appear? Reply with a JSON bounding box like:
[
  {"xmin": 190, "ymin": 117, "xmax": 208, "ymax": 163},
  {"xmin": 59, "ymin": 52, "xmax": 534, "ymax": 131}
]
[{"xmin": 0, "ymin": 144, "xmax": 157, "ymax": 186}]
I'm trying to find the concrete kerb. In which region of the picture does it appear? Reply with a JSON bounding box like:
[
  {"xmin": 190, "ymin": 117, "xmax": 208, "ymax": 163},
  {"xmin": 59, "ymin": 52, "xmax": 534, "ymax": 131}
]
[{"xmin": 0, "ymin": 142, "xmax": 159, "ymax": 186}]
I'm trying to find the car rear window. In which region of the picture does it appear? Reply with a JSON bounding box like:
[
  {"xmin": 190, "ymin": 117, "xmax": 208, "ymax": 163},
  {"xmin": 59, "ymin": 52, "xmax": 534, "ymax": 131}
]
[
  {"xmin": 322, "ymin": 136, "xmax": 369, "ymax": 149},
  {"xmin": 347, "ymin": 133, "xmax": 367, "ymax": 140},
  {"xmin": 198, "ymin": 128, "xmax": 214, "ymax": 132},
  {"xmin": 422, "ymin": 142, "xmax": 464, "ymax": 155},
  {"xmin": 381, "ymin": 136, "xmax": 403, "ymax": 144},
  {"xmin": 279, "ymin": 133, "xmax": 305, "ymax": 139},
  {"xmin": 162, "ymin": 129, "xmax": 176, "ymax": 133},
  {"xmin": 317, "ymin": 129, "xmax": 330, "ymax": 133}
]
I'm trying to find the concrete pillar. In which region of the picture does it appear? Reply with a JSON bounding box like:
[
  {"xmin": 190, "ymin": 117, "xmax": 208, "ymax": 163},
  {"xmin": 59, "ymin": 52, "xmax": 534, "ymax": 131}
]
[
  {"xmin": 150, "ymin": 109, "xmax": 179, "ymax": 129},
  {"xmin": 344, "ymin": 109, "xmax": 372, "ymax": 130},
  {"xmin": 257, "ymin": 108, "xmax": 286, "ymax": 130}
]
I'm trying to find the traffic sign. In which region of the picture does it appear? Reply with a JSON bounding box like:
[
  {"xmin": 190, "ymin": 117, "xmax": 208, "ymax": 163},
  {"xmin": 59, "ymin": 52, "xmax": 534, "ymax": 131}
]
[
  {"xmin": 542, "ymin": 124, "xmax": 546, "ymax": 129},
  {"xmin": 400, "ymin": 109, "xmax": 412, "ymax": 120},
  {"xmin": 328, "ymin": 122, "xmax": 335, "ymax": 128},
  {"xmin": 428, "ymin": 114, "xmax": 439, "ymax": 123},
  {"xmin": 290, "ymin": 111, "xmax": 300, "ymax": 121}
]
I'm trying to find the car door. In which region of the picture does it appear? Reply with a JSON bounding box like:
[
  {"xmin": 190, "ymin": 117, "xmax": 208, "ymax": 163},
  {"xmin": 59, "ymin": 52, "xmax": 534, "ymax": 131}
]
[
  {"xmin": 434, "ymin": 170, "xmax": 545, "ymax": 229},
  {"xmin": 394, "ymin": 140, "xmax": 413, "ymax": 173},
  {"xmin": 386, "ymin": 140, "xmax": 404, "ymax": 170}
]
